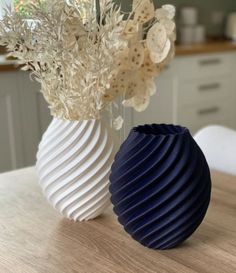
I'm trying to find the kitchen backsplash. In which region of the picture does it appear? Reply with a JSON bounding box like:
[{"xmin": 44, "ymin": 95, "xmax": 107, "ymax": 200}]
[{"xmin": 117, "ymin": 0, "xmax": 236, "ymax": 37}]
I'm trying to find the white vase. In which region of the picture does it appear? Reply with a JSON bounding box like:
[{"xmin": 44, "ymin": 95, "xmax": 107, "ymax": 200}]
[{"xmin": 36, "ymin": 118, "xmax": 116, "ymax": 222}]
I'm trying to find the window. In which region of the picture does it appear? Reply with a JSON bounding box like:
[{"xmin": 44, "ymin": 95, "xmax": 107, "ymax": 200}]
[
  {"xmin": 14, "ymin": 0, "xmax": 33, "ymax": 14},
  {"xmin": 0, "ymin": 0, "xmax": 12, "ymax": 19}
]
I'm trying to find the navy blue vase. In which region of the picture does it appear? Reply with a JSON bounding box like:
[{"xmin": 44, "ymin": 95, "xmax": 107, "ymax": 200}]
[{"xmin": 109, "ymin": 124, "xmax": 211, "ymax": 250}]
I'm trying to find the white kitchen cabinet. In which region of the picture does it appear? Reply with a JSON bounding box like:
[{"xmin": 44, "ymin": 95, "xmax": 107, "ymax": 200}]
[
  {"xmin": 37, "ymin": 92, "xmax": 52, "ymax": 134},
  {"xmin": 127, "ymin": 51, "xmax": 236, "ymax": 135},
  {"xmin": 0, "ymin": 70, "xmax": 51, "ymax": 173},
  {"xmin": 176, "ymin": 52, "xmax": 236, "ymax": 133},
  {"xmin": 18, "ymin": 72, "xmax": 41, "ymax": 167},
  {"xmin": 131, "ymin": 66, "xmax": 178, "ymax": 130},
  {"xmin": 0, "ymin": 72, "xmax": 24, "ymax": 172}
]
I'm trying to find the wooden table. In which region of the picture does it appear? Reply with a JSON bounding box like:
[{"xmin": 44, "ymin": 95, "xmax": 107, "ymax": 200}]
[{"xmin": 0, "ymin": 167, "xmax": 235, "ymax": 273}]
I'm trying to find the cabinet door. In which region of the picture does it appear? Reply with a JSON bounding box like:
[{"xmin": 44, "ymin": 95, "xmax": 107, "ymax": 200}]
[
  {"xmin": 18, "ymin": 72, "xmax": 42, "ymax": 167},
  {"xmin": 37, "ymin": 92, "xmax": 52, "ymax": 136},
  {"xmin": 0, "ymin": 72, "xmax": 24, "ymax": 172},
  {"xmin": 132, "ymin": 71, "xmax": 176, "ymax": 127},
  {"xmin": 19, "ymin": 72, "xmax": 53, "ymax": 166}
]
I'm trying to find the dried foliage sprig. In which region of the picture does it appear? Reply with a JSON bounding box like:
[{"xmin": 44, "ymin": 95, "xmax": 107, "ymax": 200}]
[{"xmin": 0, "ymin": 0, "xmax": 176, "ymax": 129}]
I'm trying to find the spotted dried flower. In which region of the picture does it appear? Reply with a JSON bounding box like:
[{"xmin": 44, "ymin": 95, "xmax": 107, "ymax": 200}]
[
  {"xmin": 133, "ymin": 0, "xmax": 155, "ymax": 24},
  {"xmin": 147, "ymin": 23, "xmax": 168, "ymax": 54}
]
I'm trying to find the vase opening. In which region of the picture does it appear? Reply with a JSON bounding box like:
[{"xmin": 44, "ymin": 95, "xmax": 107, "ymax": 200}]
[{"xmin": 133, "ymin": 124, "xmax": 188, "ymax": 137}]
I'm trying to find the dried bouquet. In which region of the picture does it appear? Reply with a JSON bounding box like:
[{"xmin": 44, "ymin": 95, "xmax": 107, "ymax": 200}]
[{"xmin": 0, "ymin": 0, "xmax": 176, "ymax": 129}]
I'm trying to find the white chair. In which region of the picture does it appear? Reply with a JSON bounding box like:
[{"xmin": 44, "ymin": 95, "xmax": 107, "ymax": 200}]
[{"xmin": 194, "ymin": 125, "xmax": 236, "ymax": 176}]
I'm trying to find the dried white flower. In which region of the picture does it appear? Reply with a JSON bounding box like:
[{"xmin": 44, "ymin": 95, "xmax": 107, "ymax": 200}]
[
  {"xmin": 113, "ymin": 115, "xmax": 124, "ymax": 130},
  {"xmin": 0, "ymin": 0, "xmax": 176, "ymax": 128},
  {"xmin": 162, "ymin": 4, "xmax": 176, "ymax": 20},
  {"xmin": 150, "ymin": 39, "xmax": 171, "ymax": 64},
  {"xmin": 133, "ymin": 0, "xmax": 155, "ymax": 24},
  {"xmin": 147, "ymin": 23, "xmax": 168, "ymax": 54}
]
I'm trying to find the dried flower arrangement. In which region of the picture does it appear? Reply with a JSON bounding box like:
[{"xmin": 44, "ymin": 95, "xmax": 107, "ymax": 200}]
[{"xmin": 0, "ymin": 0, "xmax": 176, "ymax": 129}]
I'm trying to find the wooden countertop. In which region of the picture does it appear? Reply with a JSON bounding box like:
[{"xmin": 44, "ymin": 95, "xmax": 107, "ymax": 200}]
[
  {"xmin": 0, "ymin": 63, "xmax": 19, "ymax": 72},
  {"xmin": 0, "ymin": 55, "xmax": 19, "ymax": 72},
  {"xmin": 0, "ymin": 167, "xmax": 236, "ymax": 273},
  {"xmin": 176, "ymin": 40, "xmax": 236, "ymax": 56},
  {"xmin": 0, "ymin": 47, "xmax": 19, "ymax": 71}
]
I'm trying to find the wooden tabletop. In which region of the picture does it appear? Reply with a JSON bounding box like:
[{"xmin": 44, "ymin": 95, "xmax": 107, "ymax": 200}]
[
  {"xmin": 0, "ymin": 167, "xmax": 236, "ymax": 273},
  {"xmin": 0, "ymin": 64, "xmax": 19, "ymax": 72},
  {"xmin": 0, "ymin": 56, "xmax": 19, "ymax": 72},
  {"xmin": 176, "ymin": 40, "xmax": 236, "ymax": 56}
]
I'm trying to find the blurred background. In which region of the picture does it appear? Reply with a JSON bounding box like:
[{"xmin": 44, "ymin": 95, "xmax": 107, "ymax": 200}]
[{"xmin": 1, "ymin": 0, "xmax": 236, "ymax": 173}]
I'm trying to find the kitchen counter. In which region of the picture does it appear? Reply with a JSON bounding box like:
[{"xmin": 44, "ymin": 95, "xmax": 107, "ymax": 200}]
[
  {"xmin": 0, "ymin": 64, "xmax": 19, "ymax": 72},
  {"xmin": 0, "ymin": 167, "xmax": 236, "ymax": 273},
  {"xmin": 0, "ymin": 55, "xmax": 19, "ymax": 72},
  {"xmin": 176, "ymin": 40, "xmax": 236, "ymax": 56}
]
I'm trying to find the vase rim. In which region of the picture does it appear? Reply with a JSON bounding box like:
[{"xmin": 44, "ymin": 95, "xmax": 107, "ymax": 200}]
[{"xmin": 132, "ymin": 124, "xmax": 189, "ymax": 137}]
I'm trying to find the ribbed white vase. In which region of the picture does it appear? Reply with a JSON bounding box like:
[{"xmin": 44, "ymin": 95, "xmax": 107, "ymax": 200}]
[{"xmin": 36, "ymin": 118, "xmax": 116, "ymax": 222}]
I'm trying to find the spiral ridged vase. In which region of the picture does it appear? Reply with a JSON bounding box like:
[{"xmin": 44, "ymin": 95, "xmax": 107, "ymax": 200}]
[
  {"xmin": 110, "ymin": 124, "xmax": 211, "ymax": 250},
  {"xmin": 36, "ymin": 118, "xmax": 115, "ymax": 222}
]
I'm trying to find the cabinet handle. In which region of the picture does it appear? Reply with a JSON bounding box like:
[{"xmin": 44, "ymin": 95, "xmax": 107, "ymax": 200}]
[
  {"xmin": 198, "ymin": 83, "xmax": 221, "ymax": 92},
  {"xmin": 199, "ymin": 59, "xmax": 222, "ymax": 66},
  {"xmin": 198, "ymin": 107, "xmax": 220, "ymax": 116}
]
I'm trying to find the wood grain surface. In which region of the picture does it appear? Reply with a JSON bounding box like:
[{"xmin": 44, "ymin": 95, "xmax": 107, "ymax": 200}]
[
  {"xmin": 0, "ymin": 167, "xmax": 236, "ymax": 273},
  {"xmin": 0, "ymin": 64, "xmax": 19, "ymax": 72},
  {"xmin": 176, "ymin": 40, "xmax": 236, "ymax": 56},
  {"xmin": 0, "ymin": 46, "xmax": 7, "ymax": 55}
]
